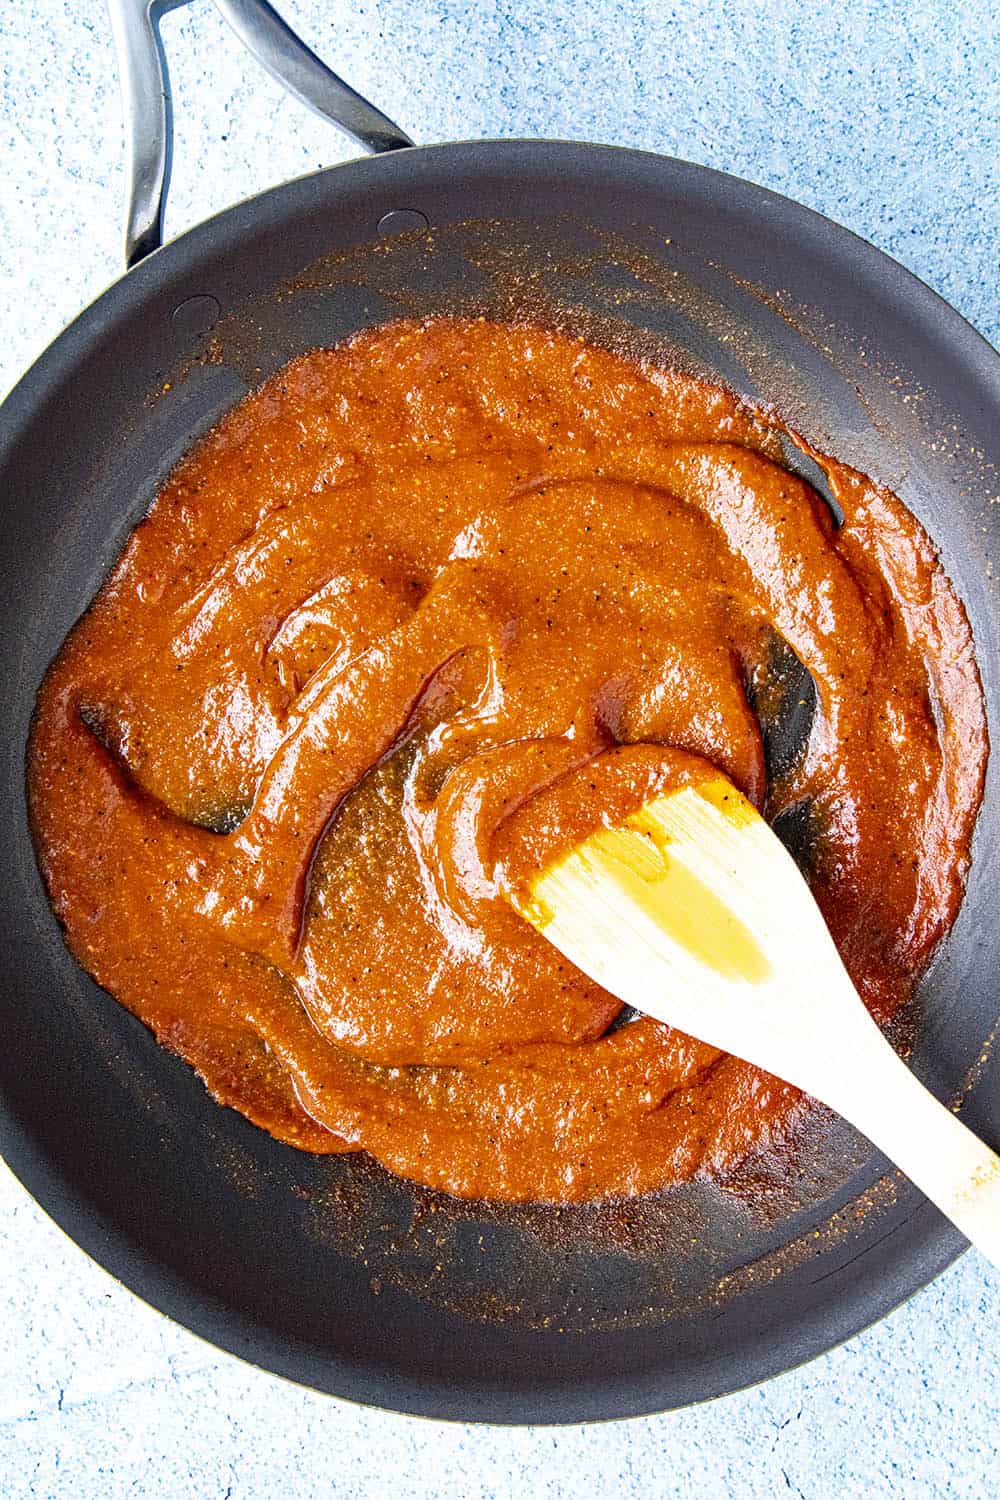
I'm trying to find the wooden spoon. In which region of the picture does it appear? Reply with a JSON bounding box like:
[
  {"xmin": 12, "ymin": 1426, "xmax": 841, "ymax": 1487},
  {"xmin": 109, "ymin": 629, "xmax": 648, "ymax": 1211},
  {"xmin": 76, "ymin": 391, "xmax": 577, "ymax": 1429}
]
[{"xmin": 512, "ymin": 774, "xmax": 1000, "ymax": 1266}]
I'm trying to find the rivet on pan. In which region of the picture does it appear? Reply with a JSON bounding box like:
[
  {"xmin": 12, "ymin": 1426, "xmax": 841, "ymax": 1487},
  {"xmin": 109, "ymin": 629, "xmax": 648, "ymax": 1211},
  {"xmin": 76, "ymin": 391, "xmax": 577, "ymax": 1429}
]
[
  {"xmin": 377, "ymin": 209, "xmax": 430, "ymax": 235},
  {"xmin": 171, "ymin": 295, "xmax": 222, "ymax": 341}
]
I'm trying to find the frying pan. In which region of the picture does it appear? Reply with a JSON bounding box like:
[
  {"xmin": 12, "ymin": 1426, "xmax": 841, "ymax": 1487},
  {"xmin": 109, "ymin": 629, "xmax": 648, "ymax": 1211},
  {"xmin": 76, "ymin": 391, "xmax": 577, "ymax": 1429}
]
[{"xmin": 1, "ymin": 0, "xmax": 998, "ymax": 1424}]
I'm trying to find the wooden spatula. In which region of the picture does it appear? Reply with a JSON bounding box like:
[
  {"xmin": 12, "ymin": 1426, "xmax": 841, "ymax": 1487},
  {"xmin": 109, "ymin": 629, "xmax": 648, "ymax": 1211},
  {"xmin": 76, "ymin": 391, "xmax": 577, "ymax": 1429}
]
[{"xmin": 512, "ymin": 774, "xmax": 1000, "ymax": 1266}]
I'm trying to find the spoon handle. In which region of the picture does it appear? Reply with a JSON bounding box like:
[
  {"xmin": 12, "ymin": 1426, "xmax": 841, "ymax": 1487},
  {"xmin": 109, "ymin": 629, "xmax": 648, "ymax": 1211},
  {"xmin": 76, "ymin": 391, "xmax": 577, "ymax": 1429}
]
[{"xmin": 810, "ymin": 1000, "xmax": 1000, "ymax": 1269}]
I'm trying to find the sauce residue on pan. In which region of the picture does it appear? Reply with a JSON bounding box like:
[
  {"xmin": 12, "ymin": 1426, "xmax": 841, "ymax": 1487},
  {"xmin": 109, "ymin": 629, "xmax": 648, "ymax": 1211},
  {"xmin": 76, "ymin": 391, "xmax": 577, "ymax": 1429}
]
[{"xmin": 28, "ymin": 318, "xmax": 988, "ymax": 1202}]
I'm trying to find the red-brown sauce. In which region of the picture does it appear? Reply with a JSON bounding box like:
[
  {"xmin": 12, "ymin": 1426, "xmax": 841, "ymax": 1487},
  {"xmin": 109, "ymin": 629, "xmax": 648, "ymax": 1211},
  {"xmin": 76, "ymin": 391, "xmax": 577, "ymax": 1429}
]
[{"xmin": 28, "ymin": 318, "xmax": 988, "ymax": 1201}]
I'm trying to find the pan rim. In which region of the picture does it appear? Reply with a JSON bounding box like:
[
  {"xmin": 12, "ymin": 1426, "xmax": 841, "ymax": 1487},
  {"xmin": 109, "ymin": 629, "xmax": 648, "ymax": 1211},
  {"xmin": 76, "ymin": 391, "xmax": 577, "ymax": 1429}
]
[
  {"xmin": 0, "ymin": 136, "xmax": 994, "ymax": 1422},
  {"xmin": 3, "ymin": 137, "xmax": 997, "ymax": 426}
]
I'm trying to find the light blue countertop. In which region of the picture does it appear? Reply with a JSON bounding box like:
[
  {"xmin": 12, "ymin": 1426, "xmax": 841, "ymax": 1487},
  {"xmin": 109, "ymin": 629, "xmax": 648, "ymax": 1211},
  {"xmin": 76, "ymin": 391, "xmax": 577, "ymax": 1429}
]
[{"xmin": 1, "ymin": 1, "xmax": 998, "ymax": 1495}]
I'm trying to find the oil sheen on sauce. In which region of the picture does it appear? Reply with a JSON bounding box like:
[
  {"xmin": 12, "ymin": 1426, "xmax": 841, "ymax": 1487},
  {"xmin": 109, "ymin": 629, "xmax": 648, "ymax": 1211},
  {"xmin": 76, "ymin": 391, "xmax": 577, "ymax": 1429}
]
[{"xmin": 27, "ymin": 318, "xmax": 988, "ymax": 1202}]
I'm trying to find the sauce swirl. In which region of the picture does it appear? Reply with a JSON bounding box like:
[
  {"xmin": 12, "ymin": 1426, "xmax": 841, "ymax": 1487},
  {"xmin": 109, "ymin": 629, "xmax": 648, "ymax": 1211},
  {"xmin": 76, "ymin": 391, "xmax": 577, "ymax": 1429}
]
[{"xmin": 28, "ymin": 318, "xmax": 987, "ymax": 1201}]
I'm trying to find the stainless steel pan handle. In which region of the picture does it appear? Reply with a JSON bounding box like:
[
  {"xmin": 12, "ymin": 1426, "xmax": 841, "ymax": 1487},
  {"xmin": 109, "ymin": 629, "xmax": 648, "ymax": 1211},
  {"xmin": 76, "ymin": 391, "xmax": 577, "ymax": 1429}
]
[{"xmin": 108, "ymin": 0, "xmax": 413, "ymax": 268}]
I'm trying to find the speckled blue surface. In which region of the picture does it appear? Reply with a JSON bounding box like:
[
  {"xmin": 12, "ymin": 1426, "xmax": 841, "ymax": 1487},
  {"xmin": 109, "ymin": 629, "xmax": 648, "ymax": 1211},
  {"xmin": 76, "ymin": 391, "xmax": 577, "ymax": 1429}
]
[{"xmin": 1, "ymin": 1, "xmax": 998, "ymax": 1494}]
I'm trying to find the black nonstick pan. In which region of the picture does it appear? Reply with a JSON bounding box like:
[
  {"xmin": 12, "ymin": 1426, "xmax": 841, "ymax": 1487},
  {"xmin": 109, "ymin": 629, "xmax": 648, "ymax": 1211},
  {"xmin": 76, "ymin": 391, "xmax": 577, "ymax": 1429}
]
[{"xmin": 1, "ymin": 0, "xmax": 998, "ymax": 1423}]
